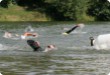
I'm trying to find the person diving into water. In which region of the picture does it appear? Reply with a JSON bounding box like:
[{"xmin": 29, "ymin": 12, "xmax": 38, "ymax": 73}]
[
  {"xmin": 27, "ymin": 39, "xmax": 57, "ymax": 52},
  {"xmin": 62, "ymin": 23, "xmax": 85, "ymax": 35}
]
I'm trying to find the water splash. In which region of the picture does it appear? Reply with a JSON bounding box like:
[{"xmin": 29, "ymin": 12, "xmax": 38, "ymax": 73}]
[
  {"xmin": 93, "ymin": 34, "xmax": 110, "ymax": 50},
  {"xmin": 24, "ymin": 26, "xmax": 34, "ymax": 32},
  {"xmin": 0, "ymin": 0, "xmax": 2, "ymax": 3},
  {"xmin": 107, "ymin": 0, "xmax": 110, "ymax": 2},
  {"xmin": 0, "ymin": 43, "xmax": 20, "ymax": 50}
]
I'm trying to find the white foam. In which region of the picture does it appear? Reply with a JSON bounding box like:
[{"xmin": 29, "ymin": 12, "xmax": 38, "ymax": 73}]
[
  {"xmin": 0, "ymin": 0, "xmax": 2, "ymax": 2},
  {"xmin": 107, "ymin": 0, "xmax": 110, "ymax": 2},
  {"xmin": 0, "ymin": 44, "xmax": 9, "ymax": 50},
  {"xmin": 0, "ymin": 72, "xmax": 2, "ymax": 75},
  {"xmin": 93, "ymin": 34, "xmax": 110, "ymax": 50},
  {"xmin": 24, "ymin": 25, "xmax": 34, "ymax": 32}
]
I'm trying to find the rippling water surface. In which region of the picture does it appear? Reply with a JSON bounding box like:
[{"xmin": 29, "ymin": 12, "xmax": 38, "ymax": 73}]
[{"xmin": 0, "ymin": 22, "xmax": 110, "ymax": 75}]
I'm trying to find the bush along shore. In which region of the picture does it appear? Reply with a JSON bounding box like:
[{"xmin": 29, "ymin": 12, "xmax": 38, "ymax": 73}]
[{"xmin": 0, "ymin": 0, "xmax": 110, "ymax": 21}]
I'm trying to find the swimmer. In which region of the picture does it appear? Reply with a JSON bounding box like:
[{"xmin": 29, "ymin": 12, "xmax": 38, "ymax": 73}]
[
  {"xmin": 27, "ymin": 40, "xmax": 43, "ymax": 51},
  {"xmin": 62, "ymin": 23, "xmax": 85, "ymax": 35},
  {"xmin": 3, "ymin": 31, "xmax": 13, "ymax": 38},
  {"xmin": 23, "ymin": 32, "xmax": 38, "ymax": 37},
  {"xmin": 27, "ymin": 40, "xmax": 57, "ymax": 52},
  {"xmin": 21, "ymin": 32, "xmax": 38, "ymax": 39},
  {"xmin": 43, "ymin": 45, "xmax": 57, "ymax": 52}
]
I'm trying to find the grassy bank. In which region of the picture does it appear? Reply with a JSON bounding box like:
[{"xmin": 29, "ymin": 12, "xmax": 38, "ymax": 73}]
[{"xmin": 0, "ymin": 5, "xmax": 51, "ymax": 21}]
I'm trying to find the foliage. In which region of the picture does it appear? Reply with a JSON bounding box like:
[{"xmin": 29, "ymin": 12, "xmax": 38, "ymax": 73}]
[
  {"xmin": 88, "ymin": 0, "xmax": 110, "ymax": 21},
  {"xmin": 0, "ymin": 0, "xmax": 17, "ymax": 8},
  {"xmin": 45, "ymin": 0, "xmax": 90, "ymax": 21},
  {"xmin": 0, "ymin": 0, "xmax": 110, "ymax": 21}
]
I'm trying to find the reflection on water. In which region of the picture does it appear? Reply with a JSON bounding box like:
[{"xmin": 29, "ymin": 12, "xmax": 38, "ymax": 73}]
[{"xmin": 0, "ymin": 22, "xmax": 110, "ymax": 75}]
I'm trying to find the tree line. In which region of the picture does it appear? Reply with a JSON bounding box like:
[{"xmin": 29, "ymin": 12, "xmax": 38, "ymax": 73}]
[{"xmin": 0, "ymin": 0, "xmax": 110, "ymax": 21}]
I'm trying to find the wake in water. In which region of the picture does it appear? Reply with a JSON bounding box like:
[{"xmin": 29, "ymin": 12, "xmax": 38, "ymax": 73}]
[
  {"xmin": 3, "ymin": 25, "xmax": 38, "ymax": 40},
  {"xmin": 67, "ymin": 46, "xmax": 94, "ymax": 50},
  {"xmin": 0, "ymin": 44, "xmax": 7, "ymax": 50},
  {"xmin": 71, "ymin": 31, "xmax": 87, "ymax": 34},
  {"xmin": 0, "ymin": 43, "xmax": 20, "ymax": 50},
  {"xmin": 2, "ymin": 40, "xmax": 37, "ymax": 51}
]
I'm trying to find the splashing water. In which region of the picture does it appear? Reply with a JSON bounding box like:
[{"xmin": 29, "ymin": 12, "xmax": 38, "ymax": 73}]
[
  {"xmin": 107, "ymin": 0, "xmax": 110, "ymax": 2},
  {"xmin": 78, "ymin": 23, "xmax": 85, "ymax": 28},
  {"xmin": 0, "ymin": 72, "xmax": 2, "ymax": 75},
  {"xmin": 0, "ymin": 43, "xmax": 20, "ymax": 50},
  {"xmin": 93, "ymin": 34, "xmax": 110, "ymax": 50},
  {"xmin": 72, "ymin": 24, "xmax": 86, "ymax": 34},
  {"xmin": 24, "ymin": 25, "xmax": 34, "ymax": 32},
  {"xmin": 0, "ymin": 44, "xmax": 11, "ymax": 50},
  {"xmin": 0, "ymin": 0, "xmax": 2, "ymax": 3}
]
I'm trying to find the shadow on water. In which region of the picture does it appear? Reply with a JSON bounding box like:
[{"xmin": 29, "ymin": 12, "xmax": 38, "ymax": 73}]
[{"xmin": 0, "ymin": 22, "xmax": 110, "ymax": 75}]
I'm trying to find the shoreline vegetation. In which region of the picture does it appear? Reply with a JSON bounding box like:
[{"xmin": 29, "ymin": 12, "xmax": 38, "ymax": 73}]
[
  {"xmin": 0, "ymin": 5, "xmax": 50, "ymax": 21},
  {"xmin": 0, "ymin": 0, "xmax": 110, "ymax": 22},
  {"xmin": 0, "ymin": 5, "xmax": 94, "ymax": 22}
]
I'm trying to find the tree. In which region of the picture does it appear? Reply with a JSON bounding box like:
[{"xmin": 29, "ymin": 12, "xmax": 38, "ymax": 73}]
[
  {"xmin": 45, "ymin": 0, "xmax": 75, "ymax": 20},
  {"xmin": 88, "ymin": 0, "xmax": 110, "ymax": 21},
  {"xmin": 0, "ymin": 0, "xmax": 17, "ymax": 8},
  {"xmin": 73, "ymin": 0, "xmax": 90, "ymax": 21},
  {"xmin": 45, "ymin": 0, "xmax": 90, "ymax": 21}
]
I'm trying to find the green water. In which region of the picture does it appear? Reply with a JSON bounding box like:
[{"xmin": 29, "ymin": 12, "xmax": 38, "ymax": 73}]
[{"xmin": 0, "ymin": 22, "xmax": 110, "ymax": 75}]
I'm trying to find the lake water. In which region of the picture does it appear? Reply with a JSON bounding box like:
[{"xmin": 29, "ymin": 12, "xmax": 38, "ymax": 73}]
[{"xmin": 0, "ymin": 22, "xmax": 110, "ymax": 75}]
